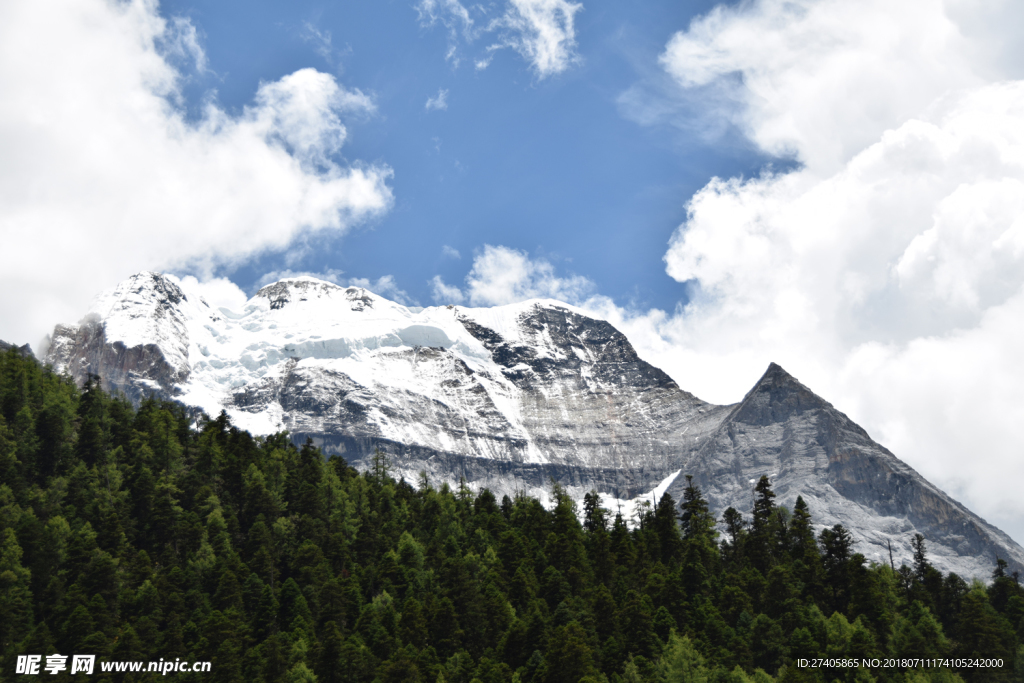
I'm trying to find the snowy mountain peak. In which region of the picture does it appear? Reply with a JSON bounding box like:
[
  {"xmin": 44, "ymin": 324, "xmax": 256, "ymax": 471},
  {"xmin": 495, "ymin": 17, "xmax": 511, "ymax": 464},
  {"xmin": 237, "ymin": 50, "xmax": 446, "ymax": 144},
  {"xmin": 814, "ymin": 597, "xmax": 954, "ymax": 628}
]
[
  {"xmin": 45, "ymin": 272, "xmax": 1024, "ymax": 579},
  {"xmin": 254, "ymin": 278, "xmax": 384, "ymax": 314},
  {"xmin": 93, "ymin": 271, "xmax": 192, "ymax": 327},
  {"xmin": 118, "ymin": 271, "xmax": 188, "ymax": 304},
  {"xmin": 43, "ymin": 272, "xmax": 201, "ymax": 393}
]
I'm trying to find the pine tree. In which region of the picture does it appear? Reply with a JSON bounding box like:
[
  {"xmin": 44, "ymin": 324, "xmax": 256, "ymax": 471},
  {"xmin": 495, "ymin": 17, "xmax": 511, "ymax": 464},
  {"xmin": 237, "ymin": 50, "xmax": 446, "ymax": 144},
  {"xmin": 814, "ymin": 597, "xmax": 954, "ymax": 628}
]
[
  {"xmin": 582, "ymin": 490, "xmax": 607, "ymax": 534},
  {"xmin": 819, "ymin": 524, "xmax": 854, "ymax": 614},
  {"xmin": 679, "ymin": 476, "xmax": 717, "ymax": 545},
  {"xmin": 749, "ymin": 476, "xmax": 780, "ymax": 572},
  {"xmin": 542, "ymin": 622, "xmax": 599, "ymax": 683},
  {"xmin": 0, "ymin": 528, "xmax": 34, "ymax": 654},
  {"xmin": 657, "ymin": 632, "xmax": 710, "ymax": 683},
  {"xmin": 371, "ymin": 447, "xmax": 391, "ymax": 484},
  {"xmin": 955, "ymin": 587, "xmax": 1017, "ymax": 682},
  {"xmin": 317, "ymin": 620, "xmax": 346, "ymax": 683},
  {"xmin": 75, "ymin": 373, "xmax": 109, "ymax": 467},
  {"xmin": 721, "ymin": 506, "xmax": 747, "ymax": 567}
]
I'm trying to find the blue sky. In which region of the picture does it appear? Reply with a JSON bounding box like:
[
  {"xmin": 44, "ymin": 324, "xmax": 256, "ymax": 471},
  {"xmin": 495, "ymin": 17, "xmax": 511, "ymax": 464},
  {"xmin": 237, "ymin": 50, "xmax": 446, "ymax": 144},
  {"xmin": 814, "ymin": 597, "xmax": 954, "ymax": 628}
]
[
  {"xmin": 2, "ymin": 0, "xmax": 1024, "ymax": 544},
  {"xmin": 160, "ymin": 0, "xmax": 768, "ymax": 312}
]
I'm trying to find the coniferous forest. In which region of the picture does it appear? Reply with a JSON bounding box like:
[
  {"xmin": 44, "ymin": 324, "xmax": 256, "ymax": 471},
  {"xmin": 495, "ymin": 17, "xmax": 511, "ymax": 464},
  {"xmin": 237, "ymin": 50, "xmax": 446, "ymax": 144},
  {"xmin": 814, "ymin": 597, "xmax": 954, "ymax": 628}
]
[{"xmin": 1, "ymin": 347, "xmax": 1023, "ymax": 683}]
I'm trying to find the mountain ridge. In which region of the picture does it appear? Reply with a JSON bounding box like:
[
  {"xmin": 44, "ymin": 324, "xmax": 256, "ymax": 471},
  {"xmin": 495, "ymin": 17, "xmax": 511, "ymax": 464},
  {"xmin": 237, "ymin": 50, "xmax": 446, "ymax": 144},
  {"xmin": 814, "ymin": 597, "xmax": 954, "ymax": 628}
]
[
  {"xmin": 44, "ymin": 271, "xmax": 1024, "ymax": 579},
  {"xmin": 0, "ymin": 340, "xmax": 33, "ymax": 356},
  {"xmin": 675, "ymin": 362, "xmax": 1021, "ymax": 577}
]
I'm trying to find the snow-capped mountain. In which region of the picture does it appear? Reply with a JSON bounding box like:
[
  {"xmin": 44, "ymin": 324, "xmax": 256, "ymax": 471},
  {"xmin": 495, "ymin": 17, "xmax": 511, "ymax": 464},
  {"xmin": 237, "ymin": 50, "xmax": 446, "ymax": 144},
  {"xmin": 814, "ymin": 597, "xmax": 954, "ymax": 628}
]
[{"xmin": 47, "ymin": 272, "xmax": 1024, "ymax": 579}]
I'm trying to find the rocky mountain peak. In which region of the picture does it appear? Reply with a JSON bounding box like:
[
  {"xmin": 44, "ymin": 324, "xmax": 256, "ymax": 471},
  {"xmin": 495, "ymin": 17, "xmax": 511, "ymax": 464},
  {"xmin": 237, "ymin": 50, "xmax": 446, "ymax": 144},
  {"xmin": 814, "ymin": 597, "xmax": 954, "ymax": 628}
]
[
  {"xmin": 254, "ymin": 278, "xmax": 400, "ymax": 315},
  {"xmin": 103, "ymin": 271, "xmax": 189, "ymax": 312},
  {"xmin": 729, "ymin": 361, "xmax": 831, "ymax": 427},
  {"xmin": 0, "ymin": 340, "xmax": 34, "ymax": 357},
  {"xmin": 256, "ymin": 278, "xmax": 342, "ymax": 309}
]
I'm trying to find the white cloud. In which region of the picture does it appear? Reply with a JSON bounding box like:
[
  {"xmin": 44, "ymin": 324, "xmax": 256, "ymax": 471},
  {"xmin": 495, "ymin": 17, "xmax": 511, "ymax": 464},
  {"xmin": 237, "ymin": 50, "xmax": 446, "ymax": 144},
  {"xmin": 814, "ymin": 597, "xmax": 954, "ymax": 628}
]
[
  {"xmin": 622, "ymin": 0, "xmax": 1024, "ymax": 543},
  {"xmin": 442, "ymin": 245, "xmax": 461, "ymax": 259},
  {"xmin": 301, "ymin": 21, "xmax": 334, "ymax": 62},
  {"xmin": 430, "ymin": 245, "xmax": 593, "ymax": 307},
  {"xmin": 416, "ymin": 0, "xmax": 582, "ymax": 78},
  {"xmin": 660, "ymin": 0, "xmax": 987, "ymax": 173},
  {"xmin": 425, "ymin": 88, "xmax": 449, "ymax": 111},
  {"xmin": 0, "ymin": 0, "xmax": 392, "ymax": 350},
  {"xmin": 177, "ymin": 275, "xmax": 248, "ymax": 312},
  {"xmin": 616, "ymin": 69, "xmax": 744, "ymax": 147},
  {"xmin": 415, "ymin": 0, "xmax": 475, "ymax": 67},
  {"xmin": 252, "ymin": 69, "xmax": 376, "ymax": 168},
  {"xmin": 416, "ymin": 0, "xmax": 475, "ymax": 38},
  {"xmin": 430, "ymin": 275, "xmax": 466, "ymax": 305},
  {"xmin": 492, "ymin": 0, "xmax": 583, "ymax": 79},
  {"xmin": 161, "ymin": 15, "xmax": 208, "ymax": 74},
  {"xmin": 346, "ymin": 275, "xmax": 415, "ymax": 306},
  {"xmin": 255, "ymin": 269, "xmax": 346, "ymax": 288},
  {"xmin": 464, "ymin": 245, "xmax": 593, "ymax": 306}
]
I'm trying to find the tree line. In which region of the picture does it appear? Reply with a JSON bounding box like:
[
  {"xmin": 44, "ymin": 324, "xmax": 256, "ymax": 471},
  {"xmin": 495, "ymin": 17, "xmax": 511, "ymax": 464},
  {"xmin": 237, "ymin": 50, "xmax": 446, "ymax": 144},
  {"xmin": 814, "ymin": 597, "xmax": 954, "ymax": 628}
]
[{"xmin": 0, "ymin": 347, "xmax": 1022, "ymax": 682}]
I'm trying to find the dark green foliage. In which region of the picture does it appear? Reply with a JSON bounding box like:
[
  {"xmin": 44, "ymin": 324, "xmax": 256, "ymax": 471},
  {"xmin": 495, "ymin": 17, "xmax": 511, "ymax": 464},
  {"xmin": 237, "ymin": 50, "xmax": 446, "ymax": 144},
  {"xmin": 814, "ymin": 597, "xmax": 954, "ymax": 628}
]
[
  {"xmin": 955, "ymin": 586, "xmax": 1019, "ymax": 682},
  {"xmin": 0, "ymin": 348, "xmax": 1020, "ymax": 683},
  {"xmin": 820, "ymin": 523, "xmax": 854, "ymax": 614}
]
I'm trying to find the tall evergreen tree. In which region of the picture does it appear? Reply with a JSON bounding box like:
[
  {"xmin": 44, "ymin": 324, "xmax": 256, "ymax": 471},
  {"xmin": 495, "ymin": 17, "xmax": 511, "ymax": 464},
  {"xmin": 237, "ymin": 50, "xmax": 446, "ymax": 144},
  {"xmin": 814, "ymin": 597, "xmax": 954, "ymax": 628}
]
[
  {"xmin": 749, "ymin": 476, "xmax": 780, "ymax": 571},
  {"xmin": 819, "ymin": 524, "xmax": 854, "ymax": 614}
]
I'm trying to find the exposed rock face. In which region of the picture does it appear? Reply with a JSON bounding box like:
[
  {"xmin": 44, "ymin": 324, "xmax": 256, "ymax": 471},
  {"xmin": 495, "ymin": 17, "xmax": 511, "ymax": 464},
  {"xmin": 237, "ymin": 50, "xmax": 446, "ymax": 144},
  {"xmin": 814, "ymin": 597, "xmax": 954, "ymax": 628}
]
[
  {"xmin": 46, "ymin": 273, "xmax": 192, "ymax": 403},
  {"xmin": 47, "ymin": 322, "xmax": 184, "ymax": 404},
  {"xmin": 46, "ymin": 271, "xmax": 1024, "ymax": 578},
  {"xmin": 671, "ymin": 364, "xmax": 1023, "ymax": 578}
]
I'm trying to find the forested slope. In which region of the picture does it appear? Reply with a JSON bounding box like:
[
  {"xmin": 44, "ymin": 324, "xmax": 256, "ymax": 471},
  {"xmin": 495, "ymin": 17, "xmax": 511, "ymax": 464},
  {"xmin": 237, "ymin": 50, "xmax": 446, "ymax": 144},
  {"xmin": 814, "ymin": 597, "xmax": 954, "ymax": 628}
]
[{"xmin": 0, "ymin": 347, "xmax": 1022, "ymax": 682}]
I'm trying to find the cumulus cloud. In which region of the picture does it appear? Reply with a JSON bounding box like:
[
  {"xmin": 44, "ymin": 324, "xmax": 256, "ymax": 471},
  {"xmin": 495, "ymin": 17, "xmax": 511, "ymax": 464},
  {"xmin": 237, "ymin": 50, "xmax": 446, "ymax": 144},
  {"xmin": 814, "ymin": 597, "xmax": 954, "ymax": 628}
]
[
  {"xmin": 252, "ymin": 70, "xmax": 376, "ymax": 168},
  {"xmin": 177, "ymin": 275, "xmax": 249, "ymax": 312},
  {"xmin": 415, "ymin": 0, "xmax": 582, "ymax": 78},
  {"xmin": 425, "ymin": 88, "xmax": 449, "ymax": 111},
  {"xmin": 0, "ymin": 0, "xmax": 392, "ymax": 350},
  {"xmin": 660, "ymin": 0, "xmax": 986, "ymax": 173},
  {"xmin": 432, "ymin": 245, "xmax": 594, "ymax": 307},
  {"xmin": 442, "ymin": 245, "xmax": 461, "ymax": 259},
  {"xmin": 466, "ymin": 245, "xmax": 594, "ymax": 305},
  {"xmin": 430, "ymin": 275, "xmax": 466, "ymax": 305},
  {"xmin": 623, "ymin": 0, "xmax": 1024, "ymax": 542}
]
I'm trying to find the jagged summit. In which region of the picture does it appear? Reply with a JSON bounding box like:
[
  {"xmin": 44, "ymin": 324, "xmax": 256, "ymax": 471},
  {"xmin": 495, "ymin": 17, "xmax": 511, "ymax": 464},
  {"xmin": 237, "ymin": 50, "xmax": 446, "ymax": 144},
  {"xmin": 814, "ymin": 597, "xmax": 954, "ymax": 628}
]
[
  {"xmin": 755, "ymin": 361, "xmax": 802, "ymax": 388},
  {"xmin": 45, "ymin": 272, "xmax": 1024, "ymax": 578},
  {"xmin": 0, "ymin": 339, "xmax": 34, "ymax": 357},
  {"xmin": 670, "ymin": 359, "xmax": 1024, "ymax": 577},
  {"xmin": 727, "ymin": 361, "xmax": 831, "ymax": 427},
  {"xmin": 46, "ymin": 273, "xmax": 676, "ymax": 464},
  {"xmin": 254, "ymin": 278, "xmax": 385, "ymax": 313}
]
